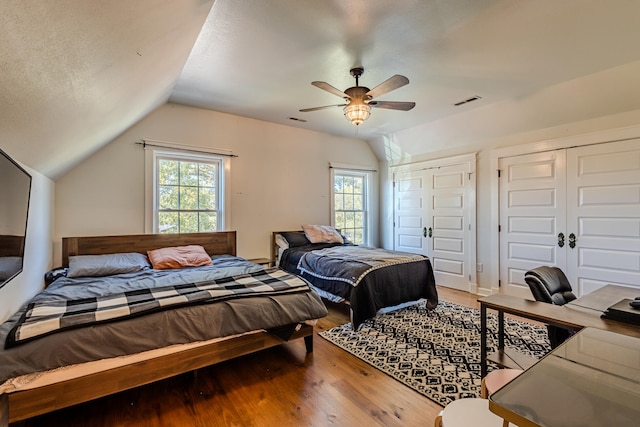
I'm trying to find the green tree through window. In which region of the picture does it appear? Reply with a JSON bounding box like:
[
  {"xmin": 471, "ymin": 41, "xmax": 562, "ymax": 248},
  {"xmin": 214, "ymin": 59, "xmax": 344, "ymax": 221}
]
[
  {"xmin": 157, "ymin": 156, "xmax": 221, "ymax": 233},
  {"xmin": 333, "ymin": 172, "xmax": 367, "ymax": 244}
]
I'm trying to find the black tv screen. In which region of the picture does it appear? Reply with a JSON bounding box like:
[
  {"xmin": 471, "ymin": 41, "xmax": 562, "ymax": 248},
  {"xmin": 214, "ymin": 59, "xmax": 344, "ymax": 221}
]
[{"xmin": 0, "ymin": 148, "xmax": 32, "ymax": 288}]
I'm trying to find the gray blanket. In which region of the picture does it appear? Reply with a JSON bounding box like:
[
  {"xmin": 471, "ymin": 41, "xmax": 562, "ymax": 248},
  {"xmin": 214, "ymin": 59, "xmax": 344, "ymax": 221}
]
[
  {"xmin": 7, "ymin": 267, "xmax": 311, "ymax": 348},
  {"xmin": 297, "ymin": 245, "xmax": 427, "ymax": 286},
  {"xmin": 0, "ymin": 256, "xmax": 328, "ymax": 383}
]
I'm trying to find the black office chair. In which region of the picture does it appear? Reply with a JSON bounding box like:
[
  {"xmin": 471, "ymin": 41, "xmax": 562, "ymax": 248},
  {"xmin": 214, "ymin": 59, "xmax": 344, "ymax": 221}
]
[{"xmin": 524, "ymin": 266, "xmax": 577, "ymax": 348}]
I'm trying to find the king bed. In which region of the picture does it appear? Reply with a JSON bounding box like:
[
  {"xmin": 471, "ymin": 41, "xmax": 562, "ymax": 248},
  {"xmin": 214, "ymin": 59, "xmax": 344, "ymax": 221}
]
[
  {"xmin": 0, "ymin": 231, "xmax": 328, "ymax": 426},
  {"xmin": 272, "ymin": 226, "xmax": 438, "ymax": 328}
]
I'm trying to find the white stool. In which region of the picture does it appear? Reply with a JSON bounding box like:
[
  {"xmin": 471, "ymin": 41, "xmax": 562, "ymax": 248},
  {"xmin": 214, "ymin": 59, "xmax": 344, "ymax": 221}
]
[
  {"xmin": 481, "ymin": 369, "xmax": 524, "ymax": 398},
  {"xmin": 434, "ymin": 398, "xmax": 507, "ymax": 427}
]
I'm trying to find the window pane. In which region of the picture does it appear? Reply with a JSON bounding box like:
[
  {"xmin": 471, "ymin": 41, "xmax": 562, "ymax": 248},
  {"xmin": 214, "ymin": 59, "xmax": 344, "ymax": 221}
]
[
  {"xmin": 199, "ymin": 212, "xmax": 217, "ymax": 232},
  {"xmin": 344, "ymin": 194, "xmax": 354, "ymax": 210},
  {"xmin": 354, "ymin": 195, "xmax": 363, "ymax": 210},
  {"xmin": 159, "ymin": 160, "xmax": 179, "ymax": 185},
  {"xmin": 179, "ymin": 212, "xmax": 199, "ymax": 233},
  {"xmin": 180, "ymin": 162, "xmax": 199, "ymax": 186},
  {"xmin": 199, "ymin": 187, "xmax": 216, "ymax": 210},
  {"xmin": 180, "ymin": 187, "xmax": 198, "ymax": 210},
  {"xmin": 354, "ymin": 177, "xmax": 364, "ymax": 194},
  {"xmin": 199, "ymin": 163, "xmax": 216, "ymax": 187},
  {"xmin": 159, "ymin": 185, "xmax": 179, "ymax": 210},
  {"xmin": 334, "ymin": 194, "xmax": 343, "ymax": 210},
  {"xmin": 334, "ymin": 176, "xmax": 344, "ymax": 192},
  {"xmin": 344, "ymin": 176, "xmax": 354, "ymax": 193},
  {"xmin": 158, "ymin": 212, "xmax": 179, "ymax": 233}
]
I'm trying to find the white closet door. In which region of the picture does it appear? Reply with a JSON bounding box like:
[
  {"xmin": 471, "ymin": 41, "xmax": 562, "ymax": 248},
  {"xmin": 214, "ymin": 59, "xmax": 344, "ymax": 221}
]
[
  {"xmin": 393, "ymin": 170, "xmax": 428, "ymax": 256},
  {"xmin": 429, "ymin": 164, "xmax": 470, "ymax": 291},
  {"xmin": 566, "ymin": 139, "xmax": 640, "ymax": 295},
  {"xmin": 394, "ymin": 163, "xmax": 473, "ymax": 291},
  {"xmin": 499, "ymin": 150, "xmax": 567, "ymax": 298}
]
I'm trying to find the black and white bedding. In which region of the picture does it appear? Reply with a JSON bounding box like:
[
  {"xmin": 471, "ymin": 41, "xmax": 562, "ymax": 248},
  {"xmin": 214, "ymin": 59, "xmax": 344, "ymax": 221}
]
[
  {"xmin": 0, "ymin": 255, "xmax": 328, "ymax": 383},
  {"xmin": 277, "ymin": 231, "xmax": 438, "ymax": 328}
]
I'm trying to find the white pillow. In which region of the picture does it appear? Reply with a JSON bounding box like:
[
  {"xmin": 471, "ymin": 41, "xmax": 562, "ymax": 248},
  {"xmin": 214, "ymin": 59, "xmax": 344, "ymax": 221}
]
[{"xmin": 301, "ymin": 224, "xmax": 344, "ymax": 244}]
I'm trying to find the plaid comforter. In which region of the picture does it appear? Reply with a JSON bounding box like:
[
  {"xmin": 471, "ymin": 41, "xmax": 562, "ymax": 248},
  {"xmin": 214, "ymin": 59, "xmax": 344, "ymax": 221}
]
[{"xmin": 6, "ymin": 268, "xmax": 309, "ymax": 348}]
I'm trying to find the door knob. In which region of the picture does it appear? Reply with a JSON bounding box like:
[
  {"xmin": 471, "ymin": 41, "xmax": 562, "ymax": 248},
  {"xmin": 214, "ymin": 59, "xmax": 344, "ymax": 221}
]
[
  {"xmin": 557, "ymin": 232, "xmax": 565, "ymax": 248},
  {"xmin": 428, "ymin": 227, "xmax": 433, "ymax": 238},
  {"xmin": 569, "ymin": 233, "xmax": 576, "ymax": 249}
]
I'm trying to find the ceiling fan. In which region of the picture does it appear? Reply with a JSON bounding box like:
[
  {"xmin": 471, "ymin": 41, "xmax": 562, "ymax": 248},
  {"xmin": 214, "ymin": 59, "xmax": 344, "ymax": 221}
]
[{"xmin": 300, "ymin": 67, "xmax": 415, "ymax": 126}]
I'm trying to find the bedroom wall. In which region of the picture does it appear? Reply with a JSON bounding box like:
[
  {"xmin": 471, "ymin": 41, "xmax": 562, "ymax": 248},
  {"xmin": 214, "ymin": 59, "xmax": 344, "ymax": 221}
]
[
  {"xmin": 374, "ymin": 61, "xmax": 640, "ymax": 293},
  {"xmin": 0, "ymin": 163, "xmax": 54, "ymax": 323},
  {"xmin": 54, "ymin": 103, "xmax": 379, "ymax": 264}
]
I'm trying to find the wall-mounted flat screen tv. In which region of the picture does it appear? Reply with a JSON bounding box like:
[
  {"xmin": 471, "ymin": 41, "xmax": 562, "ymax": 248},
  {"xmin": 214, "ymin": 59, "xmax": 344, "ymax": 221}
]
[{"xmin": 0, "ymin": 148, "xmax": 32, "ymax": 289}]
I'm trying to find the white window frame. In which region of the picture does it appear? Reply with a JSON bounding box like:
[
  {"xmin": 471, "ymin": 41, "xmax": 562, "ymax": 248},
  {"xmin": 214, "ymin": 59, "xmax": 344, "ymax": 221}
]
[
  {"xmin": 330, "ymin": 167, "xmax": 372, "ymax": 246},
  {"xmin": 144, "ymin": 148, "xmax": 231, "ymax": 233}
]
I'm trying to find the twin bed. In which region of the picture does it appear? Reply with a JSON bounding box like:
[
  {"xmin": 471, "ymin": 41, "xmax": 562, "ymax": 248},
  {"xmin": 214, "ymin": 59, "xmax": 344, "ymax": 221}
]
[
  {"xmin": 0, "ymin": 228, "xmax": 438, "ymax": 425},
  {"xmin": 0, "ymin": 232, "xmax": 327, "ymax": 426},
  {"xmin": 272, "ymin": 228, "xmax": 438, "ymax": 328}
]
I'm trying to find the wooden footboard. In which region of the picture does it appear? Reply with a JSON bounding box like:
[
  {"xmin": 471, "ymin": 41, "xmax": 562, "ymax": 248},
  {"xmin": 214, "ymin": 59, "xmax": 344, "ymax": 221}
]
[{"xmin": 1, "ymin": 324, "xmax": 314, "ymax": 425}]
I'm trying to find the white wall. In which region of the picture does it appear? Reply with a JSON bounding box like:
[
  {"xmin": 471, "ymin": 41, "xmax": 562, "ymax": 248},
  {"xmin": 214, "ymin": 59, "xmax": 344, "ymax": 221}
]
[
  {"xmin": 0, "ymin": 163, "xmax": 54, "ymax": 323},
  {"xmin": 55, "ymin": 103, "xmax": 379, "ymax": 264},
  {"xmin": 374, "ymin": 62, "xmax": 640, "ymax": 293}
]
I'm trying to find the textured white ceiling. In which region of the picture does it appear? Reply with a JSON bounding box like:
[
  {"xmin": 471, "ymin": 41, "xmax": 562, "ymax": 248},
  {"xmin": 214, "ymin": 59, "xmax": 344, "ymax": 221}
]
[
  {"xmin": 2, "ymin": 0, "xmax": 640, "ymax": 178},
  {"xmin": 170, "ymin": 0, "xmax": 640, "ymax": 139}
]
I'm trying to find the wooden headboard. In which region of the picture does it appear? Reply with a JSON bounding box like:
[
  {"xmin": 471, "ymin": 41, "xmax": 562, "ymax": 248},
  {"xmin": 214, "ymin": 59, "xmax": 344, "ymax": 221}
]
[
  {"xmin": 271, "ymin": 230, "xmax": 303, "ymax": 265},
  {"xmin": 62, "ymin": 231, "xmax": 237, "ymax": 267}
]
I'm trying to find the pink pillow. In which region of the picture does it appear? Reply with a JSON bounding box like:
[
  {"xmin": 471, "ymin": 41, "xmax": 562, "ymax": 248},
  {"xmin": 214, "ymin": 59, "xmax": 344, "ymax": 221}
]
[
  {"xmin": 147, "ymin": 245, "xmax": 213, "ymax": 270},
  {"xmin": 301, "ymin": 224, "xmax": 344, "ymax": 244}
]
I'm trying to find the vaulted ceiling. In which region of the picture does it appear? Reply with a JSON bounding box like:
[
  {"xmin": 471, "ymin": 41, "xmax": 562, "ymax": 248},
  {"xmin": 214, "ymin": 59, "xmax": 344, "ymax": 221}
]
[{"xmin": 2, "ymin": 0, "xmax": 640, "ymax": 179}]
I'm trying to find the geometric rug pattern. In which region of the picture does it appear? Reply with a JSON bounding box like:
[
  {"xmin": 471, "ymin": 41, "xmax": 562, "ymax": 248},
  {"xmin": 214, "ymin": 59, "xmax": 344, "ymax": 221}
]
[{"xmin": 319, "ymin": 300, "xmax": 550, "ymax": 406}]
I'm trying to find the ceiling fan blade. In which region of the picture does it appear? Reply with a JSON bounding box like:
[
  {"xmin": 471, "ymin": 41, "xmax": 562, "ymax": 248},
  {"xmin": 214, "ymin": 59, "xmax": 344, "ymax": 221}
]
[
  {"xmin": 299, "ymin": 104, "xmax": 347, "ymax": 112},
  {"xmin": 311, "ymin": 81, "xmax": 351, "ymax": 99},
  {"xmin": 365, "ymin": 75, "xmax": 409, "ymax": 99},
  {"xmin": 368, "ymin": 101, "xmax": 416, "ymax": 111}
]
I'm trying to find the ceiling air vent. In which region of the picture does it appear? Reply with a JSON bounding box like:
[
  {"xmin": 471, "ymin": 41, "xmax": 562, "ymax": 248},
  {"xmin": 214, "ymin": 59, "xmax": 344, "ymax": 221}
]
[{"xmin": 454, "ymin": 96, "xmax": 482, "ymax": 106}]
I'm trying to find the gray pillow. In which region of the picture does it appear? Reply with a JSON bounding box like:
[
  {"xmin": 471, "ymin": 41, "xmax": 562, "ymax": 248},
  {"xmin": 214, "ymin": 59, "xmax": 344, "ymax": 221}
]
[{"xmin": 68, "ymin": 252, "xmax": 151, "ymax": 278}]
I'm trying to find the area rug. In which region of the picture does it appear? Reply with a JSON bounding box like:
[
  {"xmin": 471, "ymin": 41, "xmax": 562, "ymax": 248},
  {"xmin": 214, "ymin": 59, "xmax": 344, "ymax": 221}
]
[{"xmin": 319, "ymin": 300, "xmax": 550, "ymax": 406}]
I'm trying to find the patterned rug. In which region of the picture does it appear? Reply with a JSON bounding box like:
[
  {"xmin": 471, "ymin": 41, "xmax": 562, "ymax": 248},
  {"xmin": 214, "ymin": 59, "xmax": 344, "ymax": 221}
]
[{"xmin": 319, "ymin": 300, "xmax": 550, "ymax": 406}]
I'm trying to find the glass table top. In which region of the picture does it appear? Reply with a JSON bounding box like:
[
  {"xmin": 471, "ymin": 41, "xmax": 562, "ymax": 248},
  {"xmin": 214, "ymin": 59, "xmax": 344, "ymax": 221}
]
[{"xmin": 490, "ymin": 327, "xmax": 640, "ymax": 427}]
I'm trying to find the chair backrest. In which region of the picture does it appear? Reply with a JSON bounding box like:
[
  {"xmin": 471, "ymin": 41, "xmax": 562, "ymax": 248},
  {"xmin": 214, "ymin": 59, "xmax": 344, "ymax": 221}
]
[{"xmin": 524, "ymin": 266, "xmax": 577, "ymax": 306}]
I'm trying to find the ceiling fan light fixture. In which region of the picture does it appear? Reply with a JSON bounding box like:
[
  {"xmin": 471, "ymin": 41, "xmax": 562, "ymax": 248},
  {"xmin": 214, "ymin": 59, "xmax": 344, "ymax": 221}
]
[{"xmin": 343, "ymin": 102, "xmax": 371, "ymax": 126}]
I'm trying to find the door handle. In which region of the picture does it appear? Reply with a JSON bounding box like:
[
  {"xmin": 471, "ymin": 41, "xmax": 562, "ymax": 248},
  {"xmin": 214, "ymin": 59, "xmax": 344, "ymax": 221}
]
[
  {"xmin": 557, "ymin": 232, "xmax": 565, "ymax": 248},
  {"xmin": 568, "ymin": 233, "xmax": 576, "ymax": 249},
  {"xmin": 423, "ymin": 227, "xmax": 427, "ymax": 237},
  {"xmin": 428, "ymin": 227, "xmax": 433, "ymax": 238}
]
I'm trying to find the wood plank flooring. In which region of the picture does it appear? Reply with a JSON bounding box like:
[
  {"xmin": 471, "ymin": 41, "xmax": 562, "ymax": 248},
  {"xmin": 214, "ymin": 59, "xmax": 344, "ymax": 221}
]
[{"xmin": 21, "ymin": 287, "xmax": 482, "ymax": 427}]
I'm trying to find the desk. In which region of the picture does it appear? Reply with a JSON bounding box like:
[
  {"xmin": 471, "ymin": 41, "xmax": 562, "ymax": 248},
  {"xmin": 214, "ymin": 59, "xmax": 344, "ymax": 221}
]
[
  {"xmin": 489, "ymin": 327, "xmax": 640, "ymax": 427},
  {"xmin": 479, "ymin": 286, "xmax": 640, "ymax": 377}
]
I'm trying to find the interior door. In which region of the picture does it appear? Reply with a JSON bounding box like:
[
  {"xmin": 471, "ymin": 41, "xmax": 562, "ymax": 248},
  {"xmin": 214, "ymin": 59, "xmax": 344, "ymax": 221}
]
[
  {"xmin": 394, "ymin": 163, "xmax": 473, "ymax": 291},
  {"xmin": 428, "ymin": 164, "xmax": 471, "ymax": 291},
  {"xmin": 566, "ymin": 139, "xmax": 640, "ymax": 295},
  {"xmin": 499, "ymin": 150, "xmax": 567, "ymax": 298},
  {"xmin": 393, "ymin": 170, "xmax": 428, "ymax": 256}
]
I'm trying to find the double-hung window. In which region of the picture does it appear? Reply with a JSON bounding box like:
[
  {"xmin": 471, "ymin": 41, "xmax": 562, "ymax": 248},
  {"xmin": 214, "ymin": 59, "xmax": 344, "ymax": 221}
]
[
  {"xmin": 146, "ymin": 149, "xmax": 228, "ymax": 233},
  {"xmin": 331, "ymin": 169, "xmax": 370, "ymax": 245}
]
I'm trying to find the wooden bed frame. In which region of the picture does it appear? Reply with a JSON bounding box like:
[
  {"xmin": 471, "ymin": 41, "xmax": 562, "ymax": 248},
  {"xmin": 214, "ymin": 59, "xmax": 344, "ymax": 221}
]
[{"xmin": 1, "ymin": 231, "xmax": 314, "ymax": 426}]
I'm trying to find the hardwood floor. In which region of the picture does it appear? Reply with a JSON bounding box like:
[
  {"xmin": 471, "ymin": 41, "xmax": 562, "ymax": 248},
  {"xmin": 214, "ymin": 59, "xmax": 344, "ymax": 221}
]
[{"xmin": 22, "ymin": 287, "xmax": 481, "ymax": 427}]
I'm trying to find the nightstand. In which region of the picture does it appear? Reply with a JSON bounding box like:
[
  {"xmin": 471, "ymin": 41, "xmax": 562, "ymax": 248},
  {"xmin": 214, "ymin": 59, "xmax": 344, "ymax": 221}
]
[{"xmin": 247, "ymin": 258, "xmax": 273, "ymax": 267}]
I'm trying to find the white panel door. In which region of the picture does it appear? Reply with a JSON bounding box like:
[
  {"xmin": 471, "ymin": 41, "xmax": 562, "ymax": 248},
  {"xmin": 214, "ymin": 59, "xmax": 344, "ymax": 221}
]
[
  {"xmin": 566, "ymin": 139, "xmax": 640, "ymax": 295},
  {"xmin": 394, "ymin": 163, "xmax": 472, "ymax": 291},
  {"xmin": 499, "ymin": 150, "xmax": 567, "ymax": 298},
  {"xmin": 429, "ymin": 164, "xmax": 470, "ymax": 291},
  {"xmin": 393, "ymin": 170, "xmax": 428, "ymax": 256}
]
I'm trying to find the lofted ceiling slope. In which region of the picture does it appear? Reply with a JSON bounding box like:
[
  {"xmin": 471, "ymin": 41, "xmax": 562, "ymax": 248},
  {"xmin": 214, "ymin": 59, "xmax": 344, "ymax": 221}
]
[{"xmin": 2, "ymin": 0, "xmax": 640, "ymax": 179}]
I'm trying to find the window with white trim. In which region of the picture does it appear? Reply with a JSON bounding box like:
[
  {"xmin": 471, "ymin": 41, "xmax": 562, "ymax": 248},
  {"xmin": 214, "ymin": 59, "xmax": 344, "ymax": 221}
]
[
  {"xmin": 332, "ymin": 169, "xmax": 370, "ymax": 245},
  {"xmin": 146, "ymin": 150, "xmax": 228, "ymax": 233}
]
